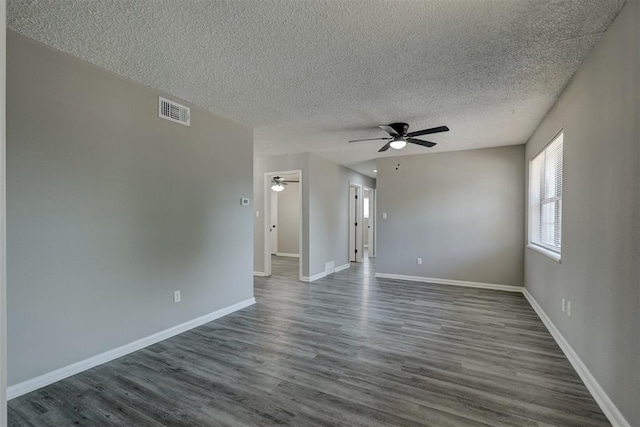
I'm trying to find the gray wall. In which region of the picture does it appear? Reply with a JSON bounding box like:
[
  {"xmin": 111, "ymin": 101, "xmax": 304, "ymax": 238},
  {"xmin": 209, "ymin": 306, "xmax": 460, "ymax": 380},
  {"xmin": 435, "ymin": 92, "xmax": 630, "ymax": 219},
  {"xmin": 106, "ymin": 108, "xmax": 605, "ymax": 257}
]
[
  {"xmin": 277, "ymin": 182, "xmax": 300, "ymax": 255},
  {"xmin": 7, "ymin": 33, "xmax": 254, "ymax": 386},
  {"xmin": 524, "ymin": 2, "xmax": 639, "ymax": 424},
  {"xmin": 377, "ymin": 146, "xmax": 525, "ymax": 286},
  {"xmin": 1, "ymin": 4, "xmax": 7, "ymax": 422},
  {"xmin": 308, "ymin": 154, "xmax": 375, "ymax": 275}
]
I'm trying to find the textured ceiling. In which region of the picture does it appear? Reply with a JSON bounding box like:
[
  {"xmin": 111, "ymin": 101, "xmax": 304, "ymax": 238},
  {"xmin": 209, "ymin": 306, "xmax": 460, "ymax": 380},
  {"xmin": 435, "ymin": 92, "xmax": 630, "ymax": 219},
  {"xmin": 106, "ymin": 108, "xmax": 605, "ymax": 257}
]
[{"xmin": 8, "ymin": 0, "xmax": 624, "ymax": 177}]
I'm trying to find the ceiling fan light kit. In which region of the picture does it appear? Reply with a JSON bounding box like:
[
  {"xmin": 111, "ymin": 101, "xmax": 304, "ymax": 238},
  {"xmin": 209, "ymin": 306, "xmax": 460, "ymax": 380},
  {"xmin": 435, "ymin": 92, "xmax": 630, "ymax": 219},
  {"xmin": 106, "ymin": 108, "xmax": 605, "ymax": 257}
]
[
  {"xmin": 349, "ymin": 122, "xmax": 449, "ymax": 152},
  {"xmin": 270, "ymin": 176, "xmax": 299, "ymax": 192},
  {"xmin": 271, "ymin": 176, "xmax": 285, "ymax": 192},
  {"xmin": 390, "ymin": 138, "xmax": 407, "ymax": 150}
]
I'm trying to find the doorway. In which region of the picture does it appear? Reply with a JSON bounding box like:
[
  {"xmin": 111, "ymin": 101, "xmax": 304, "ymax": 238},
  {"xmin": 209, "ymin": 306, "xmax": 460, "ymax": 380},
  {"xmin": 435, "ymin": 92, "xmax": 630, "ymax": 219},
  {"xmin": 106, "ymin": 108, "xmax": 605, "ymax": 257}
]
[
  {"xmin": 270, "ymin": 190, "xmax": 278, "ymax": 255},
  {"xmin": 264, "ymin": 170, "xmax": 302, "ymax": 280},
  {"xmin": 363, "ymin": 187, "xmax": 375, "ymax": 258}
]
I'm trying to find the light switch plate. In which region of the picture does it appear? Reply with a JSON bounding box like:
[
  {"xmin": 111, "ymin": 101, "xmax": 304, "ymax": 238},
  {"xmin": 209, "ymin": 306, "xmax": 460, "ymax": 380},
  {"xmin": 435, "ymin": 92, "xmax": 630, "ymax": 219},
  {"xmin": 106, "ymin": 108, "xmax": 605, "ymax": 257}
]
[
  {"xmin": 382, "ymin": 212, "xmax": 387, "ymax": 219},
  {"xmin": 241, "ymin": 198, "xmax": 250, "ymax": 206}
]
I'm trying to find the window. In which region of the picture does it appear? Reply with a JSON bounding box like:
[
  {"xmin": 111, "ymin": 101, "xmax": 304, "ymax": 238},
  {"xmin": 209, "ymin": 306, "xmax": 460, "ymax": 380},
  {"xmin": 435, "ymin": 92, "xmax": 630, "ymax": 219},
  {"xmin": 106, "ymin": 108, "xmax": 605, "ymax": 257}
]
[
  {"xmin": 363, "ymin": 197, "xmax": 369, "ymax": 219},
  {"xmin": 528, "ymin": 131, "xmax": 563, "ymax": 261}
]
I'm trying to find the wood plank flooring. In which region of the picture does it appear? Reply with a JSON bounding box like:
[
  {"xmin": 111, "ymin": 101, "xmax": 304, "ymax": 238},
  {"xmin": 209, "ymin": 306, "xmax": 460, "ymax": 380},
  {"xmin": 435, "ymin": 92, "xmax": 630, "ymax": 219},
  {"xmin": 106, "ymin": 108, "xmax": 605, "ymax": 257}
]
[{"xmin": 8, "ymin": 256, "xmax": 609, "ymax": 426}]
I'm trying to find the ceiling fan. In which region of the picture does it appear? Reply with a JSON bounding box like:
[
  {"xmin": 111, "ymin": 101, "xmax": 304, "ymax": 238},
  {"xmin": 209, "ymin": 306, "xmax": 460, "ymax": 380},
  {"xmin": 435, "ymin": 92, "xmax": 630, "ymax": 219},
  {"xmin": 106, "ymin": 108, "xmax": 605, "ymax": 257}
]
[
  {"xmin": 349, "ymin": 122, "xmax": 449, "ymax": 152},
  {"xmin": 271, "ymin": 176, "xmax": 299, "ymax": 192}
]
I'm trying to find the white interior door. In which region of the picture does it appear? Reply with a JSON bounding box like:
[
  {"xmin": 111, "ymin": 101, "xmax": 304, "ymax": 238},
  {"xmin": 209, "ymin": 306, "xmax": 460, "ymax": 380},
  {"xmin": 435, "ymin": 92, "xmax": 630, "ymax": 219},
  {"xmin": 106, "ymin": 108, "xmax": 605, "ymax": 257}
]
[
  {"xmin": 270, "ymin": 190, "xmax": 278, "ymax": 254},
  {"xmin": 355, "ymin": 187, "xmax": 363, "ymax": 262},
  {"xmin": 349, "ymin": 184, "xmax": 363, "ymax": 262}
]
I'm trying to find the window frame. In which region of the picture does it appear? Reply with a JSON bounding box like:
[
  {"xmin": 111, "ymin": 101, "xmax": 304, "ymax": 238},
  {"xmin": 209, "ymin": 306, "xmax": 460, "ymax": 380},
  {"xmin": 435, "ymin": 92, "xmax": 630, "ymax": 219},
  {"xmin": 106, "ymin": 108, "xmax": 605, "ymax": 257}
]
[{"xmin": 527, "ymin": 130, "xmax": 564, "ymax": 263}]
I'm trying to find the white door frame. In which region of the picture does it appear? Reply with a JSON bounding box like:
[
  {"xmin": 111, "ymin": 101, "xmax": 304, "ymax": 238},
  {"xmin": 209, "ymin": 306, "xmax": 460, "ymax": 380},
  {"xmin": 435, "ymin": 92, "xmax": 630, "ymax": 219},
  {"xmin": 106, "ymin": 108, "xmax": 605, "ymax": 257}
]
[
  {"xmin": 264, "ymin": 169, "xmax": 303, "ymax": 281},
  {"xmin": 363, "ymin": 186, "xmax": 375, "ymax": 258},
  {"xmin": 349, "ymin": 182, "xmax": 364, "ymax": 262}
]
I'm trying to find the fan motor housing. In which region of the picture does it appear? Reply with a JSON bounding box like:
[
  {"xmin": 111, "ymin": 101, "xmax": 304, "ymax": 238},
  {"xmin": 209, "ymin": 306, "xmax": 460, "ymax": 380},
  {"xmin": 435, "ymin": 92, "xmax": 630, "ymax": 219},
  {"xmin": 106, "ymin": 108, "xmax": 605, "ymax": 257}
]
[{"xmin": 389, "ymin": 122, "xmax": 409, "ymax": 135}]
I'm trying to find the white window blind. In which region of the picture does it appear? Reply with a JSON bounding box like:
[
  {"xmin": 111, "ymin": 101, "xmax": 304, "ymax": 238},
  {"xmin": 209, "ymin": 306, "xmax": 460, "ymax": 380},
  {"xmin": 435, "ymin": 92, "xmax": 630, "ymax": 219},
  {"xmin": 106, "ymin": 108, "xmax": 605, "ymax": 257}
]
[{"xmin": 529, "ymin": 132, "xmax": 563, "ymax": 257}]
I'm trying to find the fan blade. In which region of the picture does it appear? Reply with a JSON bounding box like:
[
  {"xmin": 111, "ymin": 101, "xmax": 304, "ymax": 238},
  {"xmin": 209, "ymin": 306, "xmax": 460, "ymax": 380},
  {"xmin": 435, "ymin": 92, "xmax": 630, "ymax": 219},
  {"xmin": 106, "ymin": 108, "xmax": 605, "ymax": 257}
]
[
  {"xmin": 348, "ymin": 137, "xmax": 390, "ymax": 143},
  {"xmin": 378, "ymin": 142, "xmax": 392, "ymax": 152},
  {"xmin": 407, "ymin": 138, "xmax": 436, "ymax": 148},
  {"xmin": 407, "ymin": 126, "xmax": 449, "ymax": 138},
  {"xmin": 379, "ymin": 125, "xmax": 399, "ymax": 136}
]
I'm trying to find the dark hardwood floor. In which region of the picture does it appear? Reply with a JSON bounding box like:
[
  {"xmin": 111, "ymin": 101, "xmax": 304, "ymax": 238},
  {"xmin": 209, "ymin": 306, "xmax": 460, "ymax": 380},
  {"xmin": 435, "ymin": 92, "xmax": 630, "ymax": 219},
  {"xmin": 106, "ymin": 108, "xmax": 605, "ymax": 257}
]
[{"xmin": 8, "ymin": 256, "xmax": 609, "ymax": 426}]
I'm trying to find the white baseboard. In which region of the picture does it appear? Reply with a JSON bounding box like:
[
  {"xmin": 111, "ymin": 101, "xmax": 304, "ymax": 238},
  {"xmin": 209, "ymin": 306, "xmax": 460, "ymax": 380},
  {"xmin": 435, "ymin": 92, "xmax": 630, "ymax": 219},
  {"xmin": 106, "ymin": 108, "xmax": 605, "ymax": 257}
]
[
  {"xmin": 335, "ymin": 263, "xmax": 350, "ymax": 273},
  {"xmin": 300, "ymin": 271, "xmax": 326, "ymax": 282},
  {"xmin": 275, "ymin": 253, "xmax": 299, "ymax": 258},
  {"xmin": 374, "ymin": 273, "xmax": 522, "ymax": 292},
  {"xmin": 302, "ymin": 263, "xmax": 351, "ymax": 282},
  {"xmin": 253, "ymin": 271, "xmax": 268, "ymax": 277},
  {"xmin": 522, "ymin": 290, "xmax": 630, "ymax": 427},
  {"xmin": 7, "ymin": 297, "xmax": 257, "ymax": 400}
]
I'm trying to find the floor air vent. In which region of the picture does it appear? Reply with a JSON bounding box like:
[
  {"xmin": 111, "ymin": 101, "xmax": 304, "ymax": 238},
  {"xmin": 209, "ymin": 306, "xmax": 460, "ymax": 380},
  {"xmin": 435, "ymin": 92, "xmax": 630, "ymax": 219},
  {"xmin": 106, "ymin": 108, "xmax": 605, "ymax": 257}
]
[
  {"xmin": 158, "ymin": 97, "xmax": 190, "ymax": 126},
  {"xmin": 325, "ymin": 261, "xmax": 335, "ymax": 275}
]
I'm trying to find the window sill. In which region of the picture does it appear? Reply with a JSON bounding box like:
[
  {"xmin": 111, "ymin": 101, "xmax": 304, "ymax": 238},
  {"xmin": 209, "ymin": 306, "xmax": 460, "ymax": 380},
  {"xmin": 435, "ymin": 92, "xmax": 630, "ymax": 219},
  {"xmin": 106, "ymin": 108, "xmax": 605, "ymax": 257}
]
[{"xmin": 527, "ymin": 244, "xmax": 561, "ymax": 263}]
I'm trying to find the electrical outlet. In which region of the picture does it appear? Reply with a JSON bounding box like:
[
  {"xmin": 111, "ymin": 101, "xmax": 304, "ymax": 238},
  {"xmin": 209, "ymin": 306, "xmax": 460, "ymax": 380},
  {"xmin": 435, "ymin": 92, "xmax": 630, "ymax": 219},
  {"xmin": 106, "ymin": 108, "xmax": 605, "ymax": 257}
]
[
  {"xmin": 382, "ymin": 212, "xmax": 387, "ymax": 219},
  {"xmin": 566, "ymin": 300, "xmax": 571, "ymax": 317},
  {"xmin": 562, "ymin": 298, "xmax": 566, "ymax": 312},
  {"xmin": 174, "ymin": 290, "xmax": 181, "ymax": 303},
  {"xmin": 417, "ymin": 257, "xmax": 422, "ymax": 265}
]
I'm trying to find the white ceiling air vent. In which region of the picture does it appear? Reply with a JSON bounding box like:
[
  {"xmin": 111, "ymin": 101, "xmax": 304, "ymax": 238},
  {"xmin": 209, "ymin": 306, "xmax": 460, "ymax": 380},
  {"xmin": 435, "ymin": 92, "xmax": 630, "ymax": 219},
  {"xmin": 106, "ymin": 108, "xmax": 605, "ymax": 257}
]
[{"xmin": 158, "ymin": 97, "xmax": 190, "ymax": 126}]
